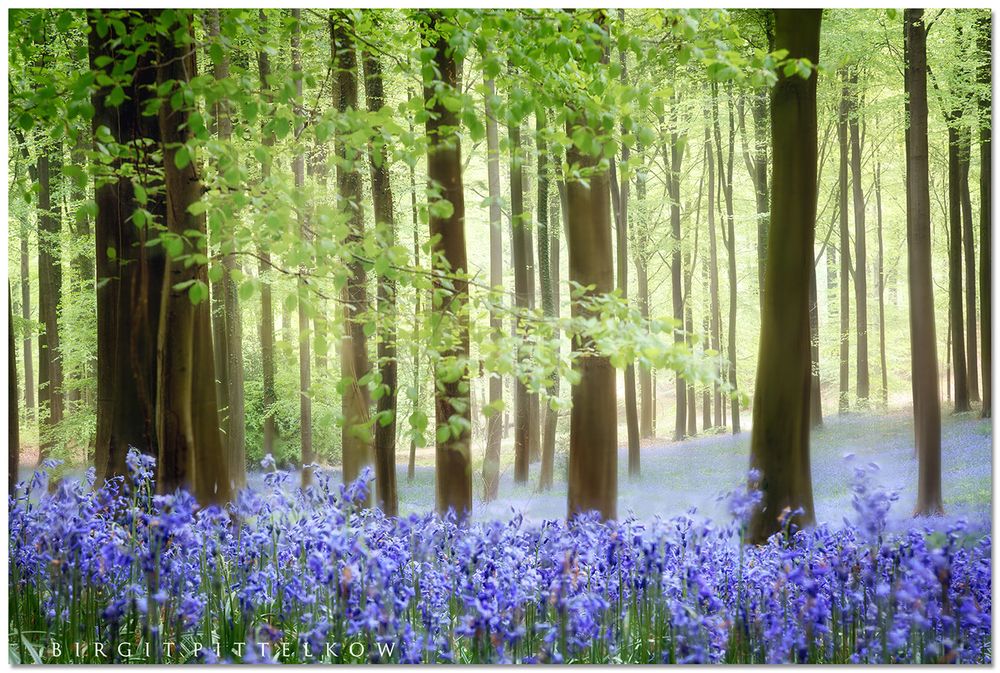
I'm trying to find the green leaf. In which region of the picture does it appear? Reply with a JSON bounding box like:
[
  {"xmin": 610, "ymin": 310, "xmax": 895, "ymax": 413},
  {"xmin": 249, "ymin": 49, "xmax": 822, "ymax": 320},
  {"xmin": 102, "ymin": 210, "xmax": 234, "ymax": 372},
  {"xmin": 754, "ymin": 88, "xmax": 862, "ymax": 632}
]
[
  {"xmin": 174, "ymin": 145, "xmax": 191, "ymax": 170},
  {"xmin": 188, "ymin": 280, "xmax": 208, "ymax": 305}
]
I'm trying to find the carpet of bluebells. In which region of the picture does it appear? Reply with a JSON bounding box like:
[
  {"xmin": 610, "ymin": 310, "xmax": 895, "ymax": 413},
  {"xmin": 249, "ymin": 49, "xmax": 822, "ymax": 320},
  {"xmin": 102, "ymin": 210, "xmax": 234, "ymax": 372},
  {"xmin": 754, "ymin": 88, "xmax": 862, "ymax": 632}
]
[{"xmin": 8, "ymin": 450, "xmax": 992, "ymax": 664}]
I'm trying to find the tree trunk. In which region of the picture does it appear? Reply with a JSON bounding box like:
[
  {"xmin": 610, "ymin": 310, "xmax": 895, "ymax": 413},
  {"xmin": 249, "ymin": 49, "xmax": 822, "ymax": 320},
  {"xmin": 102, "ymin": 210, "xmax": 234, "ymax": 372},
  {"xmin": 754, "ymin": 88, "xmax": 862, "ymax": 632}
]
[
  {"xmin": 509, "ymin": 117, "xmax": 531, "ymax": 483},
  {"xmin": 155, "ymin": 10, "xmax": 232, "ymax": 504},
  {"xmin": 837, "ymin": 74, "xmax": 851, "ymax": 414},
  {"xmin": 91, "ymin": 12, "xmax": 164, "ymax": 482},
  {"xmin": 292, "ymin": 10, "xmax": 314, "ymax": 487},
  {"xmin": 958, "ymin": 127, "xmax": 979, "ymax": 403},
  {"xmin": 566, "ymin": 116, "xmax": 617, "ymax": 521},
  {"xmin": 610, "ymin": 155, "xmax": 640, "ymax": 473},
  {"xmin": 714, "ymin": 84, "xmax": 741, "ymax": 433},
  {"xmin": 483, "ymin": 77, "xmax": 503, "ymax": 499},
  {"xmin": 408, "ymin": 99, "xmax": 421, "ymax": 482},
  {"xmin": 364, "ymin": 50, "xmax": 398, "ymax": 516},
  {"xmin": 904, "ymin": 8, "xmax": 943, "ymax": 516},
  {"xmin": 536, "ymin": 108, "xmax": 560, "ymax": 489},
  {"xmin": 748, "ymin": 9, "xmax": 821, "ymax": 544},
  {"xmin": 665, "ymin": 107, "xmax": 686, "ymax": 441},
  {"xmin": 37, "ymin": 146, "xmax": 63, "ymax": 461},
  {"xmin": 947, "ymin": 119, "xmax": 970, "ymax": 412},
  {"xmin": 333, "ymin": 14, "xmax": 374, "ymax": 501},
  {"xmin": 635, "ymin": 168, "xmax": 654, "ymax": 439},
  {"xmin": 847, "ymin": 70, "xmax": 870, "ymax": 407},
  {"xmin": 810, "ymin": 265, "xmax": 823, "ymax": 428},
  {"xmin": 209, "ymin": 8, "xmax": 246, "ymax": 487},
  {"xmin": 10, "ymin": 286, "xmax": 20, "ymax": 492},
  {"xmin": 876, "ymin": 163, "xmax": 889, "ymax": 407},
  {"xmin": 19, "ymin": 229, "xmax": 35, "ymax": 422},
  {"xmin": 978, "ymin": 12, "xmax": 991, "ymax": 419},
  {"xmin": 423, "ymin": 12, "xmax": 472, "ymax": 517},
  {"xmin": 704, "ymin": 120, "xmax": 723, "ymax": 428},
  {"xmin": 257, "ymin": 10, "xmax": 277, "ymax": 459}
]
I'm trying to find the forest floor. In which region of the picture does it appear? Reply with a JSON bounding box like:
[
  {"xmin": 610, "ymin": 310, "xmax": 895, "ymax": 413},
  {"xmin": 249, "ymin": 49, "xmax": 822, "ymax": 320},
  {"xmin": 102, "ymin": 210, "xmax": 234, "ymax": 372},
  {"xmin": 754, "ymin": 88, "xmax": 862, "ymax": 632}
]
[{"xmin": 404, "ymin": 408, "xmax": 992, "ymax": 531}]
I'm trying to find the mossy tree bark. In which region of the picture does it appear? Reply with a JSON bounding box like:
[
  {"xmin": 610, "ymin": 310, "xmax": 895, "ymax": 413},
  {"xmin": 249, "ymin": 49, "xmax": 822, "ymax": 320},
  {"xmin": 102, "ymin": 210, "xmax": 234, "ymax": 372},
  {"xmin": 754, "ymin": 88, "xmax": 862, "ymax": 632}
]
[
  {"xmin": 483, "ymin": 77, "xmax": 503, "ymax": 499},
  {"xmin": 508, "ymin": 117, "xmax": 530, "ymax": 483}
]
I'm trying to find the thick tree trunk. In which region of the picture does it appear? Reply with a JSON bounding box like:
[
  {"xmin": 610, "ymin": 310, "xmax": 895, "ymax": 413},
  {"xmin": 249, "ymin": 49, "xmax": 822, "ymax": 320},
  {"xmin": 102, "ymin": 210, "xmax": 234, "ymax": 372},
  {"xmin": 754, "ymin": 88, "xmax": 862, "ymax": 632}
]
[
  {"xmin": 292, "ymin": 10, "xmax": 314, "ymax": 487},
  {"xmin": 748, "ymin": 9, "xmax": 821, "ymax": 544},
  {"xmin": 978, "ymin": 13, "xmax": 991, "ymax": 419},
  {"xmin": 536, "ymin": 108, "xmax": 560, "ymax": 489},
  {"xmin": 333, "ymin": 14, "xmax": 374, "ymax": 501},
  {"xmin": 566, "ymin": 119, "xmax": 617, "ymax": 521},
  {"xmin": 483, "ymin": 77, "xmax": 503, "ymax": 498},
  {"xmin": 509, "ymin": 118, "xmax": 531, "ymax": 483},
  {"xmin": 37, "ymin": 147, "xmax": 63, "ymax": 461},
  {"xmin": 91, "ymin": 12, "xmax": 164, "ymax": 482},
  {"xmin": 837, "ymin": 75, "xmax": 851, "ymax": 414},
  {"xmin": 364, "ymin": 50, "xmax": 398, "ymax": 516},
  {"xmin": 19, "ymin": 230, "xmax": 35, "ymax": 422},
  {"xmin": 423, "ymin": 13, "xmax": 472, "ymax": 517},
  {"xmin": 959, "ymin": 128, "xmax": 979, "ymax": 403},
  {"xmin": 904, "ymin": 9, "xmax": 943, "ymax": 516},
  {"xmin": 947, "ymin": 120, "xmax": 970, "ymax": 413},
  {"xmin": 257, "ymin": 11, "xmax": 277, "ymax": 459},
  {"xmin": 848, "ymin": 71, "xmax": 870, "ymax": 407},
  {"xmin": 876, "ymin": 163, "xmax": 889, "ymax": 407},
  {"xmin": 155, "ymin": 10, "xmax": 231, "ymax": 504}
]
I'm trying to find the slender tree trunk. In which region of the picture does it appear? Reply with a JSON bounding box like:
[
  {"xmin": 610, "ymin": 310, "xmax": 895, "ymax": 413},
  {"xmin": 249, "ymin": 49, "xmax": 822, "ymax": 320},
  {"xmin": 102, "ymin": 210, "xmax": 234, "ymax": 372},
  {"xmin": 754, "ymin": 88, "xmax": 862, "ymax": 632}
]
[
  {"xmin": 904, "ymin": 9, "xmax": 943, "ymax": 515},
  {"xmin": 37, "ymin": 145, "xmax": 63, "ymax": 460},
  {"xmin": 363, "ymin": 50, "xmax": 398, "ymax": 516},
  {"xmin": 257, "ymin": 10, "xmax": 277, "ymax": 459},
  {"xmin": 536, "ymin": 108, "xmax": 560, "ymax": 489},
  {"xmin": 566, "ymin": 115, "xmax": 617, "ymax": 521},
  {"xmin": 19, "ymin": 230, "xmax": 35, "ymax": 422},
  {"xmin": 610, "ymin": 155, "xmax": 640, "ymax": 473},
  {"xmin": 810, "ymin": 266, "xmax": 823, "ymax": 428},
  {"xmin": 68, "ymin": 132, "xmax": 93, "ymax": 411},
  {"xmin": 155, "ymin": 10, "xmax": 231, "ymax": 504},
  {"xmin": 947, "ymin": 118, "xmax": 970, "ymax": 413},
  {"xmin": 483, "ymin": 77, "xmax": 504, "ymax": 498},
  {"xmin": 408, "ymin": 98, "xmax": 421, "ymax": 482},
  {"xmin": 423, "ymin": 12, "xmax": 472, "ymax": 517},
  {"xmin": 837, "ymin": 74, "xmax": 851, "ymax": 414},
  {"xmin": 704, "ymin": 120, "xmax": 723, "ymax": 428},
  {"xmin": 209, "ymin": 8, "xmax": 246, "ymax": 486},
  {"xmin": 635, "ymin": 168, "xmax": 654, "ymax": 439},
  {"xmin": 292, "ymin": 10, "xmax": 314, "ymax": 487},
  {"xmin": 714, "ymin": 84, "xmax": 741, "ymax": 433},
  {"xmin": 748, "ymin": 9, "xmax": 821, "ymax": 544},
  {"xmin": 10, "ymin": 286, "xmax": 20, "ymax": 492},
  {"xmin": 684, "ymin": 251, "xmax": 697, "ymax": 437},
  {"xmin": 509, "ymin": 117, "xmax": 531, "ymax": 483},
  {"xmin": 91, "ymin": 12, "xmax": 164, "ymax": 482},
  {"xmin": 876, "ymin": 163, "xmax": 889, "ymax": 407},
  {"xmin": 978, "ymin": 12, "xmax": 992, "ymax": 419},
  {"xmin": 333, "ymin": 13, "xmax": 374, "ymax": 500},
  {"xmin": 665, "ymin": 106, "xmax": 687, "ymax": 441},
  {"xmin": 958, "ymin": 128, "xmax": 979, "ymax": 403},
  {"xmin": 848, "ymin": 70, "xmax": 870, "ymax": 407}
]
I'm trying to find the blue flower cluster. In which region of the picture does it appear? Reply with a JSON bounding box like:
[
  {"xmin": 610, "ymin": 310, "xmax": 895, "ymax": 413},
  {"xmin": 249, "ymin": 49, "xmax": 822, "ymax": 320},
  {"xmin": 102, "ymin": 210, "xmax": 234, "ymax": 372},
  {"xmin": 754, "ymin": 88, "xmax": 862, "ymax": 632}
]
[{"xmin": 8, "ymin": 451, "xmax": 991, "ymax": 664}]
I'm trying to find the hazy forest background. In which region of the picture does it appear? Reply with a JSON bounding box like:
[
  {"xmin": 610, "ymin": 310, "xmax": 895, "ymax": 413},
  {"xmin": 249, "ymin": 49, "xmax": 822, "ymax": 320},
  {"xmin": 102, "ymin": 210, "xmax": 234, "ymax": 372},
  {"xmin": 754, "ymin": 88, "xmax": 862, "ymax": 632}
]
[{"xmin": 6, "ymin": 8, "xmax": 992, "ymax": 540}]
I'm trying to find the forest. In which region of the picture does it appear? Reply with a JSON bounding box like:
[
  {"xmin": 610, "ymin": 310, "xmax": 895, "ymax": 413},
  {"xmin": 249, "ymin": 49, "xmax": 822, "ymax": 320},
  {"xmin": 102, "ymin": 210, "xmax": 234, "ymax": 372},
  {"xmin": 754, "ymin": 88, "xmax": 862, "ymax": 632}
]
[{"xmin": 6, "ymin": 8, "xmax": 993, "ymax": 664}]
